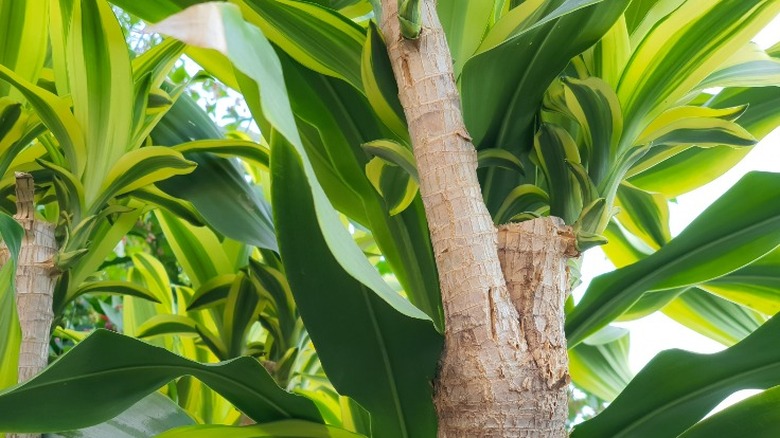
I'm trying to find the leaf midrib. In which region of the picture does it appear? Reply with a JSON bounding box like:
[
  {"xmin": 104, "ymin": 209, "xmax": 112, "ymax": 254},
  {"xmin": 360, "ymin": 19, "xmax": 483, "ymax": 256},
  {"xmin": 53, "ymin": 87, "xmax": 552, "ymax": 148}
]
[{"xmin": 614, "ymin": 360, "xmax": 780, "ymax": 437}]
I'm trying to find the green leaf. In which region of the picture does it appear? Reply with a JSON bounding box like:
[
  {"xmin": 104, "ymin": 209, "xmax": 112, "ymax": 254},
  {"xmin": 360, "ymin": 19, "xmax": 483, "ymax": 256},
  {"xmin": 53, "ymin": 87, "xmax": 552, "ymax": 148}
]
[
  {"xmin": 561, "ymin": 76, "xmax": 623, "ymax": 186},
  {"xmin": 701, "ymin": 248, "xmax": 780, "ymax": 315},
  {"xmin": 0, "ymin": 330, "xmax": 321, "ymax": 433},
  {"xmin": 615, "ymin": 183, "xmax": 670, "ymax": 249},
  {"xmin": 617, "ymin": 0, "xmax": 780, "ymax": 140},
  {"xmin": 476, "ymin": 148, "xmax": 524, "ymax": 174},
  {"xmin": 362, "ymin": 139, "xmax": 418, "ymax": 181},
  {"xmin": 0, "ymin": 0, "xmax": 48, "ymax": 99},
  {"xmin": 494, "ymin": 184, "xmax": 549, "ymax": 224},
  {"xmin": 696, "ymin": 42, "xmax": 780, "ymax": 90},
  {"xmin": 0, "ymin": 212, "xmax": 24, "ymax": 390},
  {"xmin": 365, "ymin": 157, "xmax": 419, "ymax": 216},
  {"xmin": 273, "ymin": 137, "xmax": 442, "ymax": 438},
  {"xmin": 361, "ymin": 23, "xmax": 407, "ymax": 139},
  {"xmin": 250, "ymin": 53, "xmax": 442, "ymax": 326},
  {"xmin": 66, "ymin": 281, "xmax": 161, "ymax": 305},
  {"xmin": 49, "ymin": 392, "xmax": 195, "ymax": 438},
  {"xmin": 131, "ymin": 38, "xmax": 187, "ymax": 88},
  {"xmin": 235, "ymin": 0, "xmax": 366, "ymax": 90},
  {"xmin": 0, "ymin": 64, "xmax": 86, "ymax": 177},
  {"xmin": 157, "ymin": 420, "xmax": 364, "ymax": 438},
  {"xmin": 154, "ymin": 209, "xmax": 233, "ymax": 289},
  {"xmin": 136, "ymin": 314, "xmax": 200, "ymax": 338},
  {"xmin": 634, "ymin": 113, "xmax": 757, "ymax": 148},
  {"xmin": 534, "ymin": 123, "xmax": 581, "ymax": 224},
  {"xmin": 572, "ymin": 313, "xmax": 780, "ymax": 438},
  {"xmin": 583, "ymin": 15, "xmax": 630, "ymax": 89},
  {"xmin": 187, "ymin": 274, "xmax": 236, "ymax": 311},
  {"xmin": 152, "ymin": 71, "xmax": 278, "ymax": 253},
  {"xmin": 223, "ymin": 271, "xmax": 262, "ymax": 357},
  {"xmin": 51, "ymin": 0, "xmax": 135, "ymax": 202},
  {"xmin": 663, "ymin": 288, "xmax": 764, "ymax": 346},
  {"xmin": 567, "ymin": 171, "xmax": 780, "ymax": 347},
  {"xmin": 36, "ymin": 159, "xmax": 86, "ymax": 220},
  {"xmin": 152, "ymin": 1, "xmax": 433, "ymax": 320},
  {"xmin": 130, "ymin": 252, "xmax": 174, "ymax": 310},
  {"xmin": 629, "ymin": 86, "xmax": 780, "ymax": 197},
  {"xmin": 462, "ymin": 0, "xmax": 630, "ymax": 151},
  {"xmin": 94, "ymin": 147, "xmax": 196, "ymax": 211},
  {"xmin": 679, "ymin": 385, "xmax": 780, "ymax": 438},
  {"xmin": 398, "ymin": 0, "xmax": 422, "ymax": 39},
  {"xmin": 438, "ymin": 0, "xmax": 494, "ymax": 77},
  {"xmin": 569, "ymin": 326, "xmax": 632, "ymax": 401},
  {"xmin": 128, "ymin": 185, "xmax": 203, "ymax": 227},
  {"xmin": 171, "ymin": 139, "xmax": 269, "ymax": 170}
]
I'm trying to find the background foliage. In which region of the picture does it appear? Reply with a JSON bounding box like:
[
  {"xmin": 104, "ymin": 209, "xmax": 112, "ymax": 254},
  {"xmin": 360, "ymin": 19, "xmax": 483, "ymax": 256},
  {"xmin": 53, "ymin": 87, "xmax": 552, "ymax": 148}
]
[{"xmin": 0, "ymin": 0, "xmax": 778, "ymax": 436}]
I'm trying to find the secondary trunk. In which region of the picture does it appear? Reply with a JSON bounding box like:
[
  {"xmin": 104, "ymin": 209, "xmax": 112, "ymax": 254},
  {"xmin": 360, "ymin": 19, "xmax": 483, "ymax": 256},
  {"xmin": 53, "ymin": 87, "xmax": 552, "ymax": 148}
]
[
  {"xmin": 3, "ymin": 173, "xmax": 57, "ymax": 438},
  {"xmin": 379, "ymin": 1, "xmax": 576, "ymax": 435}
]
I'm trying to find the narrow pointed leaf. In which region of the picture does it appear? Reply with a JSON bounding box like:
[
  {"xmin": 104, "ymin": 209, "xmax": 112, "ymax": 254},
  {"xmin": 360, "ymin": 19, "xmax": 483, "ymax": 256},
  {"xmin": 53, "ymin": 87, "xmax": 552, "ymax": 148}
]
[
  {"xmin": 67, "ymin": 281, "xmax": 161, "ymax": 304},
  {"xmin": 617, "ymin": 0, "xmax": 780, "ymax": 137},
  {"xmin": 663, "ymin": 288, "xmax": 764, "ymax": 346},
  {"xmin": 48, "ymin": 392, "xmax": 195, "ymax": 438},
  {"xmin": 95, "ymin": 147, "xmax": 196, "ymax": 210},
  {"xmin": 696, "ymin": 42, "xmax": 780, "ymax": 90},
  {"xmin": 678, "ymin": 385, "xmax": 780, "ymax": 438},
  {"xmin": 462, "ymin": 0, "xmax": 630, "ymax": 150},
  {"xmin": 635, "ymin": 117, "xmax": 757, "ymax": 148},
  {"xmin": 157, "ymin": 421, "xmax": 364, "ymax": 438},
  {"xmin": 477, "ymin": 148, "xmax": 524, "ymax": 174},
  {"xmin": 361, "ymin": 22, "xmax": 406, "ymax": 138},
  {"xmin": 129, "ymin": 185, "xmax": 203, "ymax": 227},
  {"xmin": 171, "ymin": 139, "xmax": 269, "ymax": 170},
  {"xmin": 567, "ymin": 172, "xmax": 780, "ymax": 346},
  {"xmin": 188, "ymin": 274, "xmax": 236, "ymax": 311},
  {"xmin": 0, "ymin": 330, "xmax": 321, "ymax": 433},
  {"xmin": 273, "ymin": 139, "xmax": 442, "ymax": 438},
  {"xmin": 362, "ymin": 139, "xmax": 418, "ymax": 181},
  {"xmin": 561, "ymin": 76, "xmax": 622, "ymax": 185},
  {"xmin": 0, "ymin": 212, "xmax": 24, "ymax": 389},
  {"xmin": 572, "ymin": 313, "xmax": 780, "ymax": 438},
  {"xmin": 495, "ymin": 184, "xmax": 549, "ymax": 224},
  {"xmin": 0, "ymin": 64, "xmax": 86, "ymax": 176},
  {"xmin": 136, "ymin": 314, "xmax": 200, "ymax": 338},
  {"xmin": 701, "ymin": 248, "xmax": 780, "ymax": 315},
  {"xmin": 615, "ymin": 183, "xmax": 670, "ymax": 249},
  {"xmin": 155, "ymin": 210, "xmax": 233, "ymax": 289},
  {"xmin": 52, "ymin": 0, "xmax": 135, "ymax": 200},
  {"xmin": 569, "ymin": 327, "xmax": 632, "ymax": 401},
  {"xmin": 630, "ymin": 86, "xmax": 780, "ymax": 197}
]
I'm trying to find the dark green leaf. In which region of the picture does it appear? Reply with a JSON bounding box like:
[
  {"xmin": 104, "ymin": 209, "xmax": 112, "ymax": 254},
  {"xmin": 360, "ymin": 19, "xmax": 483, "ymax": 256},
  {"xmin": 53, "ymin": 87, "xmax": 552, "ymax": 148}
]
[
  {"xmin": 0, "ymin": 330, "xmax": 321, "ymax": 433},
  {"xmin": 679, "ymin": 385, "xmax": 780, "ymax": 438},
  {"xmin": 273, "ymin": 138, "xmax": 442, "ymax": 438},
  {"xmin": 157, "ymin": 420, "xmax": 364, "ymax": 438},
  {"xmin": 567, "ymin": 172, "xmax": 780, "ymax": 346},
  {"xmin": 572, "ymin": 313, "xmax": 780, "ymax": 438}
]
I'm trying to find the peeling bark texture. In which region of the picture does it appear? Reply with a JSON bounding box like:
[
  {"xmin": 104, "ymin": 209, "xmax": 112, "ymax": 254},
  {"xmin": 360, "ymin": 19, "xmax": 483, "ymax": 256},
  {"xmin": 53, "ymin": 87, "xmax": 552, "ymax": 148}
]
[
  {"xmin": 5, "ymin": 173, "xmax": 57, "ymax": 438},
  {"xmin": 497, "ymin": 219, "xmax": 578, "ymax": 436},
  {"xmin": 379, "ymin": 1, "xmax": 576, "ymax": 435}
]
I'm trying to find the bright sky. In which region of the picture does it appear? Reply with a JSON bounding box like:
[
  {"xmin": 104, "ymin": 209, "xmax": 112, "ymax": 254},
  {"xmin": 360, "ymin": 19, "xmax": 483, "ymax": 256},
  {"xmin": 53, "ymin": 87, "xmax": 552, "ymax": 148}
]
[{"xmin": 573, "ymin": 15, "xmax": 780, "ymax": 411}]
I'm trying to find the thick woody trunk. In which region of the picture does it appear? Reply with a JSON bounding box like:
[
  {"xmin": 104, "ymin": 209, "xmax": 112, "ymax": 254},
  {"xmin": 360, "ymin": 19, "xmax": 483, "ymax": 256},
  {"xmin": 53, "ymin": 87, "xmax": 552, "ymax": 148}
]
[
  {"xmin": 3, "ymin": 173, "xmax": 57, "ymax": 438},
  {"xmin": 379, "ymin": 1, "xmax": 576, "ymax": 436}
]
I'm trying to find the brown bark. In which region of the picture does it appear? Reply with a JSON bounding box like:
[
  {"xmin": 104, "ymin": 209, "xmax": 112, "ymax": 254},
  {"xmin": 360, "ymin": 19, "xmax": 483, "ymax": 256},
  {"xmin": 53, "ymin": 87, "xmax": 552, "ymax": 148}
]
[
  {"xmin": 379, "ymin": 1, "xmax": 576, "ymax": 436},
  {"xmin": 4, "ymin": 173, "xmax": 57, "ymax": 438}
]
